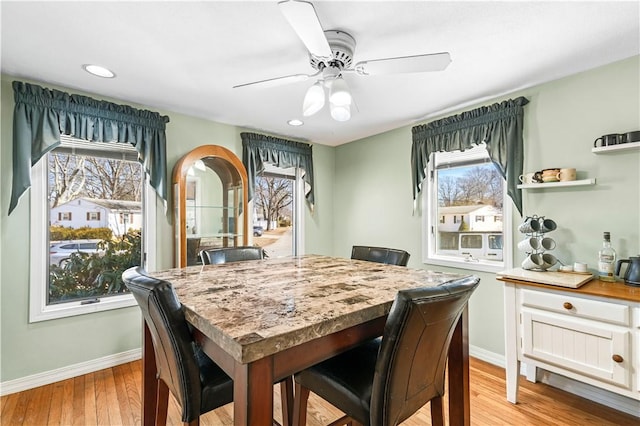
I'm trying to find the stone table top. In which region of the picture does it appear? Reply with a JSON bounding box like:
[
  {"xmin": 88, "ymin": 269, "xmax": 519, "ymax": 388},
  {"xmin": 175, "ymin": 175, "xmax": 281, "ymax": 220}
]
[{"xmin": 152, "ymin": 254, "xmax": 469, "ymax": 364}]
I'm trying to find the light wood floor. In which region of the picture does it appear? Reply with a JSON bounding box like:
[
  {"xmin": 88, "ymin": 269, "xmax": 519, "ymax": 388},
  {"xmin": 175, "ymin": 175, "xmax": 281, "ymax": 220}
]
[{"xmin": 1, "ymin": 357, "xmax": 637, "ymax": 425}]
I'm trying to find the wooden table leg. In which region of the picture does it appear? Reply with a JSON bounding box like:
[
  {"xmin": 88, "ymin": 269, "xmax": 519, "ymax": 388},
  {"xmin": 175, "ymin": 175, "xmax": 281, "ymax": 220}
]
[
  {"xmin": 234, "ymin": 357, "xmax": 274, "ymax": 426},
  {"xmin": 142, "ymin": 320, "xmax": 158, "ymax": 426},
  {"xmin": 448, "ymin": 306, "xmax": 470, "ymax": 426}
]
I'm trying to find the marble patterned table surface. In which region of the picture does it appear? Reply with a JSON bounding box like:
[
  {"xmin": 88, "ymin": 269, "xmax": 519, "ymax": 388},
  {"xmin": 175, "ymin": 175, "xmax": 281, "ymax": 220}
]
[{"xmin": 152, "ymin": 254, "xmax": 469, "ymax": 364}]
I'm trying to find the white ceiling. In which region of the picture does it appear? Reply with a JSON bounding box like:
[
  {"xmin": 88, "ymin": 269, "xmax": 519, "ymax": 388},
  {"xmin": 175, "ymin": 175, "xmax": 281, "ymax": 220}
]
[{"xmin": 1, "ymin": 1, "xmax": 639, "ymax": 146}]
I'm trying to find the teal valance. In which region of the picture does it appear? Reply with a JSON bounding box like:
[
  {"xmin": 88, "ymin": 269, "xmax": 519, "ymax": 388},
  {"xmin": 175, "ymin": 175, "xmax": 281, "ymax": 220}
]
[
  {"xmin": 9, "ymin": 81, "xmax": 169, "ymax": 214},
  {"xmin": 241, "ymin": 132, "xmax": 315, "ymax": 210},
  {"xmin": 411, "ymin": 96, "xmax": 529, "ymax": 215}
]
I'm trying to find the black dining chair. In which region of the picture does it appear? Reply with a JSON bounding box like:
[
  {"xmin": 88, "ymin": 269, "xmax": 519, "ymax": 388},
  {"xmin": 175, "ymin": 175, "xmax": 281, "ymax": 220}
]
[
  {"xmin": 123, "ymin": 266, "xmax": 293, "ymax": 426},
  {"xmin": 200, "ymin": 246, "xmax": 265, "ymax": 265},
  {"xmin": 292, "ymin": 276, "xmax": 480, "ymax": 426},
  {"xmin": 350, "ymin": 245, "xmax": 410, "ymax": 267}
]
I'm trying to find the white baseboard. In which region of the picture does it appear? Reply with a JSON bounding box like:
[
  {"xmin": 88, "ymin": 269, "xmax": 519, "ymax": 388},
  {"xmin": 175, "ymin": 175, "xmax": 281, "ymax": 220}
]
[
  {"xmin": 470, "ymin": 345, "xmax": 639, "ymax": 418},
  {"xmin": 0, "ymin": 348, "xmax": 141, "ymax": 397},
  {"xmin": 469, "ymin": 344, "xmax": 506, "ymax": 368}
]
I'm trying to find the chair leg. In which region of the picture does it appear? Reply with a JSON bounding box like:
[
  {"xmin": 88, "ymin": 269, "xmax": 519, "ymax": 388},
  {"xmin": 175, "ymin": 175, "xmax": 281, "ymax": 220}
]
[
  {"xmin": 280, "ymin": 377, "xmax": 294, "ymax": 426},
  {"xmin": 184, "ymin": 419, "xmax": 200, "ymax": 426},
  {"xmin": 292, "ymin": 382, "xmax": 310, "ymax": 426},
  {"xmin": 156, "ymin": 379, "xmax": 169, "ymax": 426},
  {"xmin": 430, "ymin": 395, "xmax": 444, "ymax": 426}
]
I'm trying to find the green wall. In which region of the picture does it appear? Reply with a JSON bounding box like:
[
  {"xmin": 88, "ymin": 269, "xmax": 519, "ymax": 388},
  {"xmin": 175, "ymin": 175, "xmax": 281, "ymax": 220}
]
[
  {"xmin": 0, "ymin": 76, "xmax": 335, "ymax": 382},
  {"xmin": 1, "ymin": 56, "xmax": 638, "ymax": 384},
  {"xmin": 332, "ymin": 55, "xmax": 640, "ymax": 356}
]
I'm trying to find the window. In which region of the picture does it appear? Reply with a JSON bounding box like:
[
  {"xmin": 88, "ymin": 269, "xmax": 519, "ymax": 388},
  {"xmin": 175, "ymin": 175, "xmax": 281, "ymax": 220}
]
[
  {"xmin": 422, "ymin": 143, "xmax": 511, "ymax": 272},
  {"xmin": 252, "ymin": 164, "xmax": 304, "ymax": 258},
  {"xmin": 30, "ymin": 137, "xmax": 156, "ymax": 322}
]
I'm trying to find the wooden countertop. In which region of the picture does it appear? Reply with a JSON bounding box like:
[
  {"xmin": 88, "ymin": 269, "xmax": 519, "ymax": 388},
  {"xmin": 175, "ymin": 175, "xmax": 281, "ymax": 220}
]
[
  {"xmin": 497, "ymin": 274, "xmax": 640, "ymax": 303},
  {"xmin": 152, "ymin": 254, "xmax": 470, "ymax": 364}
]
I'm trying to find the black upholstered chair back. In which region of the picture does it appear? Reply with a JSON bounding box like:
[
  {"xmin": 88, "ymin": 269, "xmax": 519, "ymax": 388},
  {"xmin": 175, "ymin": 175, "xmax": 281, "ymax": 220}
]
[
  {"xmin": 351, "ymin": 245, "xmax": 410, "ymax": 266},
  {"xmin": 370, "ymin": 276, "xmax": 479, "ymax": 425},
  {"xmin": 200, "ymin": 246, "xmax": 264, "ymax": 265},
  {"xmin": 122, "ymin": 267, "xmax": 203, "ymax": 422}
]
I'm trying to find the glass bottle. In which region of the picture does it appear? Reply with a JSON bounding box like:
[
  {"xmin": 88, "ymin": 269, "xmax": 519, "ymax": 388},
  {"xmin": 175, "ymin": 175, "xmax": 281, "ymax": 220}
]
[{"xmin": 598, "ymin": 232, "xmax": 616, "ymax": 282}]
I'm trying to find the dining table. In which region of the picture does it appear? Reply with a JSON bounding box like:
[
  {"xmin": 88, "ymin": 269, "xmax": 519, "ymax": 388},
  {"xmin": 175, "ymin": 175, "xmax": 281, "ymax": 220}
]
[{"xmin": 142, "ymin": 254, "xmax": 475, "ymax": 426}]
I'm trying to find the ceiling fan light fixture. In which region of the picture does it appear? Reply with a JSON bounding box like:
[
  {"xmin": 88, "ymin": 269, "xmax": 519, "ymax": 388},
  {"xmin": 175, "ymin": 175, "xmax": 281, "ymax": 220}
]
[
  {"xmin": 329, "ymin": 77, "xmax": 352, "ymax": 106},
  {"xmin": 302, "ymin": 81, "xmax": 325, "ymax": 116},
  {"xmin": 330, "ymin": 102, "xmax": 351, "ymax": 122}
]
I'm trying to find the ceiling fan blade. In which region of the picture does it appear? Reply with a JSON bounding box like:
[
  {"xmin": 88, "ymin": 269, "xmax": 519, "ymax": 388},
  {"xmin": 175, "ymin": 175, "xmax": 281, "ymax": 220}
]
[
  {"xmin": 233, "ymin": 73, "xmax": 312, "ymax": 89},
  {"xmin": 278, "ymin": 0, "xmax": 332, "ymax": 60},
  {"xmin": 354, "ymin": 52, "xmax": 451, "ymax": 76}
]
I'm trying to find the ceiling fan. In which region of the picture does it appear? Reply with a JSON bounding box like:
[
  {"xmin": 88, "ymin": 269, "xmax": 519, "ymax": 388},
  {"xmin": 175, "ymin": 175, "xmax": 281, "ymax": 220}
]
[{"xmin": 234, "ymin": 0, "xmax": 451, "ymax": 121}]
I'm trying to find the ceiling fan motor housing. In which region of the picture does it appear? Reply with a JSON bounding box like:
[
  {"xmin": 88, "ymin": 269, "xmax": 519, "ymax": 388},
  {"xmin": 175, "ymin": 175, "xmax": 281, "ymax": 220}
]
[{"xmin": 310, "ymin": 30, "xmax": 356, "ymax": 71}]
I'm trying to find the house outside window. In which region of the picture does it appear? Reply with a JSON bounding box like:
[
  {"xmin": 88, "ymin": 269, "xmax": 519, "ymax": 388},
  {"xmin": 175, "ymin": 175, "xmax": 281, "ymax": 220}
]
[
  {"xmin": 422, "ymin": 143, "xmax": 511, "ymax": 272},
  {"xmin": 30, "ymin": 136, "xmax": 156, "ymax": 322}
]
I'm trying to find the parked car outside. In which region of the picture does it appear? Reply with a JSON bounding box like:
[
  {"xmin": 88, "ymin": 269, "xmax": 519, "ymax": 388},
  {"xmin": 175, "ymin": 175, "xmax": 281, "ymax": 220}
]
[
  {"xmin": 49, "ymin": 239, "xmax": 103, "ymax": 266},
  {"xmin": 253, "ymin": 225, "xmax": 264, "ymax": 237}
]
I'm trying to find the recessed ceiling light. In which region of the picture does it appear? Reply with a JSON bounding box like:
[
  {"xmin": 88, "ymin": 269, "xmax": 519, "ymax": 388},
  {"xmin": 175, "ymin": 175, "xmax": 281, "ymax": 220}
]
[
  {"xmin": 288, "ymin": 119, "xmax": 304, "ymax": 126},
  {"xmin": 82, "ymin": 64, "xmax": 116, "ymax": 78}
]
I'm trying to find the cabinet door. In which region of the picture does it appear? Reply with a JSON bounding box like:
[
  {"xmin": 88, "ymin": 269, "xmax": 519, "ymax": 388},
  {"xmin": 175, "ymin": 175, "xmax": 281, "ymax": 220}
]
[{"xmin": 522, "ymin": 310, "xmax": 631, "ymax": 389}]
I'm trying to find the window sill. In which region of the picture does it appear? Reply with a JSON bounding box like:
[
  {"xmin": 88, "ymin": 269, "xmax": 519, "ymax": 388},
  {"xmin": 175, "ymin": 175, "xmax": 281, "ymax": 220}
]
[
  {"xmin": 423, "ymin": 256, "xmax": 505, "ymax": 274},
  {"xmin": 29, "ymin": 293, "xmax": 137, "ymax": 323}
]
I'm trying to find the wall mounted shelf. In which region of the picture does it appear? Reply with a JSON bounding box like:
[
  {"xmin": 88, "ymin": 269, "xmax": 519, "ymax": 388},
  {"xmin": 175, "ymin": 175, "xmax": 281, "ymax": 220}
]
[
  {"xmin": 592, "ymin": 141, "xmax": 640, "ymax": 154},
  {"xmin": 517, "ymin": 178, "xmax": 596, "ymax": 189}
]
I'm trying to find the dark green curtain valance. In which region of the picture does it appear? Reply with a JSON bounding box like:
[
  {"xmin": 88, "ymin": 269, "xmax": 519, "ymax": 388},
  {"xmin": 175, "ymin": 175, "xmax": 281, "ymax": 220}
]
[
  {"xmin": 241, "ymin": 132, "xmax": 315, "ymax": 210},
  {"xmin": 411, "ymin": 96, "xmax": 529, "ymax": 215},
  {"xmin": 9, "ymin": 81, "xmax": 169, "ymax": 214}
]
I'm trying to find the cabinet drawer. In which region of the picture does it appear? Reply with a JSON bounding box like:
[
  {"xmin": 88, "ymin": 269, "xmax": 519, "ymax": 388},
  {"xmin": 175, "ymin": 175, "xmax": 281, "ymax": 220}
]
[
  {"xmin": 521, "ymin": 289, "xmax": 630, "ymax": 326},
  {"xmin": 522, "ymin": 310, "xmax": 631, "ymax": 388}
]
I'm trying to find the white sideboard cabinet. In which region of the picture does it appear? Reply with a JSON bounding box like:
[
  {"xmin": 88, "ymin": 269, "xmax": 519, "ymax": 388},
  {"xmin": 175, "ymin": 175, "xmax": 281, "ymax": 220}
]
[{"xmin": 499, "ymin": 276, "xmax": 640, "ymax": 405}]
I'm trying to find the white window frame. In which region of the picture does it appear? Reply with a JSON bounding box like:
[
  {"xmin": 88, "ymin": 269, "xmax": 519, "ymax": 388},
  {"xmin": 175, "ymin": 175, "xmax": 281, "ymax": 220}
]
[
  {"xmin": 29, "ymin": 139, "xmax": 156, "ymax": 322},
  {"xmin": 421, "ymin": 144, "xmax": 512, "ymax": 273}
]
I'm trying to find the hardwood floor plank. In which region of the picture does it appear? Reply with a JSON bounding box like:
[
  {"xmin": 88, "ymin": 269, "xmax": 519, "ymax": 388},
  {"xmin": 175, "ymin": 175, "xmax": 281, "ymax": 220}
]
[
  {"xmin": 94, "ymin": 369, "xmax": 110, "ymax": 425},
  {"xmin": 1, "ymin": 392, "xmax": 19, "ymax": 424},
  {"xmin": 102, "ymin": 366, "xmax": 123, "ymax": 425},
  {"xmin": 0, "ymin": 357, "xmax": 637, "ymax": 425},
  {"xmin": 70, "ymin": 374, "xmax": 85, "ymax": 426},
  {"xmin": 113, "ymin": 363, "xmax": 135, "ymax": 426},
  {"xmin": 21, "ymin": 382, "xmax": 51, "ymax": 425},
  {"xmin": 7, "ymin": 389, "xmax": 29, "ymax": 424},
  {"xmin": 83, "ymin": 371, "xmax": 97, "ymax": 426},
  {"xmin": 46, "ymin": 379, "xmax": 66, "ymax": 425}
]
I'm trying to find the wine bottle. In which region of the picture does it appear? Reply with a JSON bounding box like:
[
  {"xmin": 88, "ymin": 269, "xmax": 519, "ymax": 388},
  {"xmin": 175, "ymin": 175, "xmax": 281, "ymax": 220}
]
[{"xmin": 598, "ymin": 232, "xmax": 616, "ymax": 282}]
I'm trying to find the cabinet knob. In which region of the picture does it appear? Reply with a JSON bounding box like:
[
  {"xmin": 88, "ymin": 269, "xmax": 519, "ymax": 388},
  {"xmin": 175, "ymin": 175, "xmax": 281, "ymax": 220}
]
[
  {"xmin": 563, "ymin": 302, "xmax": 573, "ymax": 310},
  {"xmin": 612, "ymin": 354, "xmax": 624, "ymax": 363}
]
